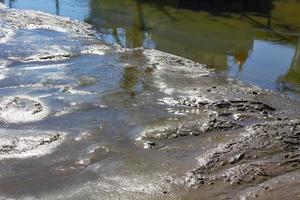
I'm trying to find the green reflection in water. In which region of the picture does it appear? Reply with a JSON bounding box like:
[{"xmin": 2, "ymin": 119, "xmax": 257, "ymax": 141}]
[
  {"xmin": 86, "ymin": 0, "xmax": 300, "ymax": 93},
  {"xmin": 121, "ymin": 66, "xmax": 140, "ymax": 98},
  {"xmin": 3, "ymin": 0, "xmax": 300, "ymax": 94},
  {"xmin": 281, "ymin": 38, "xmax": 300, "ymax": 86}
]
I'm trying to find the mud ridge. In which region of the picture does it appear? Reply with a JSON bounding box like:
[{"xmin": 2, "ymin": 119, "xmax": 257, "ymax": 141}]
[
  {"xmin": 0, "ymin": 96, "xmax": 48, "ymax": 123},
  {"xmin": 0, "ymin": 9, "xmax": 95, "ymax": 36},
  {"xmin": 0, "ymin": 130, "xmax": 65, "ymax": 159}
]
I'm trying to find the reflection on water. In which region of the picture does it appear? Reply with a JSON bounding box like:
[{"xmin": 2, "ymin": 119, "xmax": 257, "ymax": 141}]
[
  {"xmin": 176, "ymin": 0, "xmax": 273, "ymax": 13},
  {"xmin": 3, "ymin": 0, "xmax": 300, "ymax": 95},
  {"xmin": 4, "ymin": 0, "xmax": 90, "ymax": 20}
]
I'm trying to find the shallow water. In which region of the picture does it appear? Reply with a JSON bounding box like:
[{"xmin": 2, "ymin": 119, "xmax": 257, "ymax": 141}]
[
  {"xmin": 3, "ymin": 0, "xmax": 300, "ymax": 96},
  {"xmin": 0, "ymin": 8, "xmax": 222, "ymax": 199},
  {"xmin": 0, "ymin": 1, "xmax": 300, "ymax": 200}
]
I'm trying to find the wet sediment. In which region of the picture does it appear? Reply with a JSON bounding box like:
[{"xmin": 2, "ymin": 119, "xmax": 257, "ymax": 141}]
[
  {"xmin": 0, "ymin": 5, "xmax": 299, "ymax": 200},
  {"xmin": 138, "ymin": 50, "xmax": 300, "ymax": 199},
  {"xmin": 0, "ymin": 130, "xmax": 65, "ymax": 160}
]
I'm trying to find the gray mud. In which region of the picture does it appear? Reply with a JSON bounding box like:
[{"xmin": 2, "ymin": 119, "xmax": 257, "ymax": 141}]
[
  {"xmin": 0, "ymin": 6, "xmax": 299, "ymax": 200},
  {"xmin": 0, "ymin": 96, "xmax": 48, "ymax": 123},
  {"xmin": 0, "ymin": 130, "xmax": 65, "ymax": 160}
]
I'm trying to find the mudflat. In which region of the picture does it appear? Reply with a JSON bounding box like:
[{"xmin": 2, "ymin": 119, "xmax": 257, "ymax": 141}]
[{"xmin": 0, "ymin": 6, "xmax": 299, "ymax": 200}]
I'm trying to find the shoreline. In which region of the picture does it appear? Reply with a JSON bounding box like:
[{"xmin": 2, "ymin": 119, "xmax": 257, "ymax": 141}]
[{"xmin": 0, "ymin": 6, "xmax": 299, "ymax": 200}]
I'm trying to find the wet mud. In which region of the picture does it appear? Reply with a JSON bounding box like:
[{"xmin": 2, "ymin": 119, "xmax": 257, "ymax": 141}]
[
  {"xmin": 0, "ymin": 130, "xmax": 65, "ymax": 160},
  {"xmin": 0, "ymin": 5, "xmax": 299, "ymax": 200}
]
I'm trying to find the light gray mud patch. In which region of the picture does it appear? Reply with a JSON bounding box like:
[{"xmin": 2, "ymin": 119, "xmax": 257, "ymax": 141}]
[
  {"xmin": 0, "ymin": 7, "xmax": 113, "ymax": 64},
  {"xmin": 0, "ymin": 96, "xmax": 48, "ymax": 123},
  {"xmin": 0, "ymin": 59, "xmax": 10, "ymax": 69},
  {"xmin": 0, "ymin": 9, "xmax": 95, "ymax": 36},
  {"xmin": 0, "ymin": 24, "xmax": 15, "ymax": 44},
  {"xmin": 0, "ymin": 129, "xmax": 65, "ymax": 160}
]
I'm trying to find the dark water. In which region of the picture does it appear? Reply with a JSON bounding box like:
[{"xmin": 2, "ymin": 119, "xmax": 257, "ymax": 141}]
[{"xmin": 3, "ymin": 0, "xmax": 300, "ymax": 96}]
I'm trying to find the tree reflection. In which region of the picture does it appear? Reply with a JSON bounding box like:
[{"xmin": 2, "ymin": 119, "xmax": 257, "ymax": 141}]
[
  {"xmin": 7, "ymin": 0, "xmax": 14, "ymax": 8},
  {"xmin": 281, "ymin": 37, "xmax": 300, "ymax": 86},
  {"xmin": 2, "ymin": 0, "xmax": 300, "ymax": 91},
  {"xmin": 121, "ymin": 66, "xmax": 140, "ymax": 98},
  {"xmin": 56, "ymin": 0, "xmax": 60, "ymax": 16}
]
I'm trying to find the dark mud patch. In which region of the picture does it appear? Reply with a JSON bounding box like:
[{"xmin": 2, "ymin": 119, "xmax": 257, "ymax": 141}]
[
  {"xmin": 22, "ymin": 53, "xmax": 73, "ymax": 62},
  {"xmin": 238, "ymin": 170, "xmax": 300, "ymax": 200},
  {"xmin": 178, "ymin": 119, "xmax": 300, "ymax": 199},
  {"xmin": 137, "ymin": 97, "xmax": 279, "ymax": 146}
]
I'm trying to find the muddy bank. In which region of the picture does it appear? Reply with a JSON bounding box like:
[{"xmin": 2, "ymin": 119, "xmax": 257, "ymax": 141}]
[
  {"xmin": 0, "ymin": 7, "xmax": 94, "ymax": 36},
  {"xmin": 136, "ymin": 50, "xmax": 300, "ymax": 199},
  {"xmin": 0, "ymin": 6, "xmax": 299, "ymax": 200}
]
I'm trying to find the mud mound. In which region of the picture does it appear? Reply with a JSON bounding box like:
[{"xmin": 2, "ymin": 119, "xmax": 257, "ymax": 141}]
[
  {"xmin": 0, "ymin": 130, "xmax": 65, "ymax": 159},
  {"xmin": 0, "ymin": 9, "xmax": 94, "ymax": 36},
  {"xmin": 0, "ymin": 24, "xmax": 15, "ymax": 44},
  {"xmin": 137, "ymin": 98, "xmax": 278, "ymax": 144},
  {"xmin": 143, "ymin": 49, "xmax": 209, "ymax": 75},
  {"xmin": 0, "ymin": 59, "xmax": 10, "ymax": 69},
  {"xmin": 22, "ymin": 53, "xmax": 73, "ymax": 62},
  {"xmin": 0, "ymin": 96, "xmax": 48, "ymax": 123},
  {"xmin": 138, "ymin": 119, "xmax": 241, "ymax": 142}
]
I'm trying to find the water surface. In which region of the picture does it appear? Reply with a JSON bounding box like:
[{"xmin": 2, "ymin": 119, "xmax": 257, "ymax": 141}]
[
  {"xmin": 1, "ymin": 2, "xmax": 300, "ymax": 199},
  {"xmin": 3, "ymin": 0, "xmax": 300, "ymax": 96}
]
